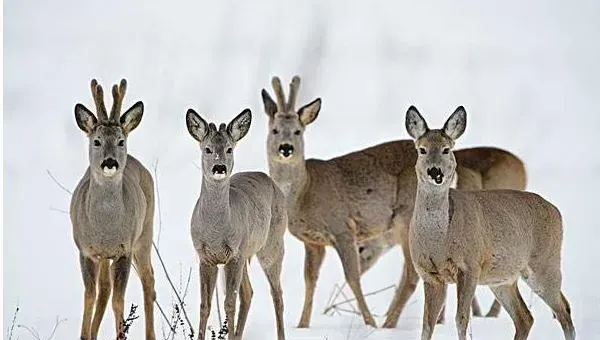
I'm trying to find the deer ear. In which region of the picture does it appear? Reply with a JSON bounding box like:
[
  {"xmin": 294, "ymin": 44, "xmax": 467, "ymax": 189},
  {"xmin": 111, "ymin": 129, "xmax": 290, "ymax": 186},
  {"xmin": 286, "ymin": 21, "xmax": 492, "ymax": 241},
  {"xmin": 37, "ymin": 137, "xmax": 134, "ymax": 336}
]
[
  {"xmin": 228, "ymin": 109, "xmax": 252, "ymax": 142},
  {"xmin": 120, "ymin": 101, "xmax": 144, "ymax": 134},
  {"xmin": 443, "ymin": 106, "xmax": 467, "ymax": 140},
  {"xmin": 298, "ymin": 98, "xmax": 321, "ymax": 126},
  {"xmin": 405, "ymin": 106, "xmax": 429, "ymax": 139},
  {"xmin": 74, "ymin": 104, "xmax": 98, "ymax": 134},
  {"xmin": 261, "ymin": 89, "xmax": 277, "ymax": 118},
  {"xmin": 186, "ymin": 108, "xmax": 210, "ymax": 143}
]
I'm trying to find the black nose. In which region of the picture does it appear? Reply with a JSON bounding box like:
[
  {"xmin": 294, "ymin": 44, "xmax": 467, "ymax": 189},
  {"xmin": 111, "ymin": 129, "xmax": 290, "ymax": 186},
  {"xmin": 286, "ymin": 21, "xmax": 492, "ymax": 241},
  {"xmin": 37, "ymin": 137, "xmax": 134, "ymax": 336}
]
[
  {"xmin": 278, "ymin": 144, "xmax": 294, "ymax": 158},
  {"xmin": 101, "ymin": 158, "xmax": 119, "ymax": 170},
  {"xmin": 212, "ymin": 164, "xmax": 227, "ymax": 175},
  {"xmin": 427, "ymin": 167, "xmax": 444, "ymax": 184}
]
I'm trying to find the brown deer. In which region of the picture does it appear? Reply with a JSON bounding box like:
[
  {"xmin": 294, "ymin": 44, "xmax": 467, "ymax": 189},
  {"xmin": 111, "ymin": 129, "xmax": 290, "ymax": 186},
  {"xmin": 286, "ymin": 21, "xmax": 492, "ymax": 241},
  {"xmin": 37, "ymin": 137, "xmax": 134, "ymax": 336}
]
[
  {"xmin": 261, "ymin": 76, "xmax": 526, "ymax": 328},
  {"xmin": 71, "ymin": 79, "xmax": 156, "ymax": 340},
  {"xmin": 406, "ymin": 105, "xmax": 574, "ymax": 340}
]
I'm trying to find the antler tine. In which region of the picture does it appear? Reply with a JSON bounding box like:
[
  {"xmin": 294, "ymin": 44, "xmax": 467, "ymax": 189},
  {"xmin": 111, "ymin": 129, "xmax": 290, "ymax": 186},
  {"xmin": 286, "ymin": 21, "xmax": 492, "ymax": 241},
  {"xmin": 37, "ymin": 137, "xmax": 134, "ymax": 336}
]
[
  {"xmin": 271, "ymin": 76, "xmax": 286, "ymax": 111},
  {"xmin": 109, "ymin": 79, "xmax": 128, "ymax": 122},
  {"xmin": 286, "ymin": 75, "xmax": 301, "ymax": 112},
  {"xmin": 218, "ymin": 123, "xmax": 227, "ymax": 132},
  {"xmin": 90, "ymin": 79, "xmax": 108, "ymax": 121},
  {"xmin": 208, "ymin": 122, "xmax": 217, "ymax": 133}
]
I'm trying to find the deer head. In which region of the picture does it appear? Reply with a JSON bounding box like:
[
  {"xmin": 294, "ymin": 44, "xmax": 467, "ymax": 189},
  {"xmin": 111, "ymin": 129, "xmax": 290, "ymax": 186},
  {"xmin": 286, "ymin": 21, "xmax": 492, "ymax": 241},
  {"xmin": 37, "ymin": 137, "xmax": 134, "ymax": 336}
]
[
  {"xmin": 186, "ymin": 108, "xmax": 252, "ymax": 182},
  {"xmin": 406, "ymin": 106, "xmax": 467, "ymax": 187},
  {"xmin": 262, "ymin": 76, "xmax": 321, "ymax": 164},
  {"xmin": 74, "ymin": 79, "xmax": 144, "ymax": 179}
]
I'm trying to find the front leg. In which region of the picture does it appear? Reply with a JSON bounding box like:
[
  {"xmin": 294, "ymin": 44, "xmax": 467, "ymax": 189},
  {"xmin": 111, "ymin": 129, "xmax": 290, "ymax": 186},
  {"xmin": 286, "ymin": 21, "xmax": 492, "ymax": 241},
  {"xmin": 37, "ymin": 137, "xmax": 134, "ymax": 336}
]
[
  {"xmin": 456, "ymin": 270, "xmax": 479, "ymax": 340},
  {"xmin": 79, "ymin": 254, "xmax": 100, "ymax": 340},
  {"xmin": 298, "ymin": 243, "xmax": 325, "ymax": 328},
  {"xmin": 198, "ymin": 261, "xmax": 217, "ymax": 340},
  {"xmin": 224, "ymin": 258, "xmax": 244, "ymax": 340},
  {"xmin": 420, "ymin": 281, "xmax": 447, "ymax": 340},
  {"xmin": 111, "ymin": 255, "xmax": 133, "ymax": 339}
]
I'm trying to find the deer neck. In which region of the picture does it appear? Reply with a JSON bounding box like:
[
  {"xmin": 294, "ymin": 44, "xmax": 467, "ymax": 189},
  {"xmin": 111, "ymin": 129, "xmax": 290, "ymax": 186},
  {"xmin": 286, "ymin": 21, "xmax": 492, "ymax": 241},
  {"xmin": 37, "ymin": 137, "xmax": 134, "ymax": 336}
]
[
  {"xmin": 87, "ymin": 172, "xmax": 125, "ymax": 215},
  {"xmin": 268, "ymin": 157, "xmax": 309, "ymax": 211},
  {"xmin": 413, "ymin": 178, "xmax": 452, "ymax": 236},
  {"xmin": 199, "ymin": 176, "xmax": 232, "ymax": 228}
]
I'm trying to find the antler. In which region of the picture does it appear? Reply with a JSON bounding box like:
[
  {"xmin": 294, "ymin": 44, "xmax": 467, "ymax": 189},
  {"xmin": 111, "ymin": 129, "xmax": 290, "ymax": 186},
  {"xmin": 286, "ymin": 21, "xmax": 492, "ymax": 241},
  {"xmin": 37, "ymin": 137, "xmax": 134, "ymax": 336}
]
[
  {"xmin": 90, "ymin": 79, "xmax": 108, "ymax": 121},
  {"xmin": 271, "ymin": 77, "xmax": 286, "ymax": 111},
  {"xmin": 109, "ymin": 79, "xmax": 127, "ymax": 122},
  {"xmin": 286, "ymin": 75, "xmax": 301, "ymax": 111}
]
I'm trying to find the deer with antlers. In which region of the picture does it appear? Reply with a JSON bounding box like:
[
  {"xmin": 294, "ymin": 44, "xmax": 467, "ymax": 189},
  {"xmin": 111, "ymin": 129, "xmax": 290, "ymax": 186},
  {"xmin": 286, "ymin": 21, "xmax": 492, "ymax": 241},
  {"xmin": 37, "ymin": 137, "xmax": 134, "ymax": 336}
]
[
  {"xmin": 261, "ymin": 76, "xmax": 527, "ymax": 328},
  {"xmin": 71, "ymin": 79, "xmax": 156, "ymax": 340}
]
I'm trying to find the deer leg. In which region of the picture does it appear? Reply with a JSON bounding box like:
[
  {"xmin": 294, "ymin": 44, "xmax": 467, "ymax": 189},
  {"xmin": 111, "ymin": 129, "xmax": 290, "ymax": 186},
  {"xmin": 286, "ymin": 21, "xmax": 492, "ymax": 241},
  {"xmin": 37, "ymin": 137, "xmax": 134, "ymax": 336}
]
[
  {"xmin": 471, "ymin": 296, "xmax": 483, "ymax": 317},
  {"xmin": 234, "ymin": 264, "xmax": 253, "ymax": 339},
  {"xmin": 382, "ymin": 242, "xmax": 420, "ymax": 328},
  {"xmin": 198, "ymin": 262, "xmax": 217, "ymax": 340},
  {"xmin": 110, "ymin": 255, "xmax": 132, "ymax": 339},
  {"xmin": 79, "ymin": 254, "xmax": 99, "ymax": 340},
  {"xmin": 258, "ymin": 243, "xmax": 286, "ymax": 340},
  {"xmin": 297, "ymin": 243, "xmax": 325, "ymax": 328},
  {"xmin": 420, "ymin": 281, "xmax": 447, "ymax": 340},
  {"xmin": 224, "ymin": 258, "xmax": 244, "ymax": 340},
  {"xmin": 133, "ymin": 249, "xmax": 156, "ymax": 340},
  {"xmin": 486, "ymin": 298, "xmax": 502, "ymax": 317},
  {"xmin": 455, "ymin": 270, "xmax": 478, "ymax": 340},
  {"xmin": 489, "ymin": 282, "xmax": 533, "ymax": 340},
  {"xmin": 91, "ymin": 260, "xmax": 111, "ymax": 339},
  {"xmin": 334, "ymin": 234, "xmax": 376, "ymax": 327}
]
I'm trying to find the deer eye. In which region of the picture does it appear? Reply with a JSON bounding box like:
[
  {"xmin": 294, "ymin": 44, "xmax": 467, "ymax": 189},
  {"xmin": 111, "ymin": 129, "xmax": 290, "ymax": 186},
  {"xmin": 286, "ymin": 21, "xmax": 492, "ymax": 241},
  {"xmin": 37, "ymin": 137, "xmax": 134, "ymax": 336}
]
[
  {"xmin": 226, "ymin": 148, "xmax": 233, "ymax": 154},
  {"xmin": 272, "ymin": 129, "xmax": 279, "ymax": 134},
  {"xmin": 118, "ymin": 140, "xmax": 125, "ymax": 147},
  {"xmin": 93, "ymin": 140, "xmax": 101, "ymax": 147},
  {"xmin": 205, "ymin": 147, "xmax": 213, "ymax": 154},
  {"xmin": 294, "ymin": 130, "xmax": 301, "ymax": 135},
  {"xmin": 419, "ymin": 147, "xmax": 426, "ymax": 155},
  {"xmin": 442, "ymin": 148, "xmax": 450, "ymax": 154}
]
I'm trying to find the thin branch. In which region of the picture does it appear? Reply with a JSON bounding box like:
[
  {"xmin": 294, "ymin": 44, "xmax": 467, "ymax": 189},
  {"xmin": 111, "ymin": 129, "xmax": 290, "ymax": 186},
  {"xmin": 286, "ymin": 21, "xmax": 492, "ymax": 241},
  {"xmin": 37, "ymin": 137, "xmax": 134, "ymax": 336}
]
[
  {"xmin": 323, "ymin": 284, "xmax": 396, "ymax": 315},
  {"xmin": 45, "ymin": 317, "xmax": 67, "ymax": 340},
  {"xmin": 49, "ymin": 206, "xmax": 69, "ymax": 215},
  {"xmin": 8, "ymin": 306, "xmax": 19, "ymax": 340},
  {"xmin": 17, "ymin": 325, "xmax": 40, "ymax": 340},
  {"xmin": 46, "ymin": 170, "xmax": 72, "ymax": 195}
]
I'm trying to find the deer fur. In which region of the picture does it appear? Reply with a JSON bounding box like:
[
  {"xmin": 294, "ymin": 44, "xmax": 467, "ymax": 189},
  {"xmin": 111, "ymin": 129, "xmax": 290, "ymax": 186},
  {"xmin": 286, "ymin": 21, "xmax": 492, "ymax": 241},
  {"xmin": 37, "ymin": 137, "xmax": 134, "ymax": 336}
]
[
  {"xmin": 406, "ymin": 105, "xmax": 574, "ymax": 340},
  {"xmin": 186, "ymin": 109, "xmax": 287, "ymax": 340},
  {"xmin": 71, "ymin": 79, "xmax": 156, "ymax": 340},
  {"xmin": 261, "ymin": 76, "xmax": 527, "ymax": 328}
]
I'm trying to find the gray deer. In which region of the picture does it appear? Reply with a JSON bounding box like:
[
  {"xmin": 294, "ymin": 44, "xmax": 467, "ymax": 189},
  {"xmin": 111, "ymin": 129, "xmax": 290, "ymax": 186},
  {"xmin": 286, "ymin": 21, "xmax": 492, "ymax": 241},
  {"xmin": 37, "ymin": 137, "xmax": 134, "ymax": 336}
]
[
  {"xmin": 72, "ymin": 79, "xmax": 156, "ymax": 340},
  {"xmin": 261, "ymin": 76, "xmax": 527, "ymax": 328},
  {"xmin": 406, "ymin": 105, "xmax": 574, "ymax": 340},
  {"xmin": 185, "ymin": 108, "xmax": 287, "ymax": 340}
]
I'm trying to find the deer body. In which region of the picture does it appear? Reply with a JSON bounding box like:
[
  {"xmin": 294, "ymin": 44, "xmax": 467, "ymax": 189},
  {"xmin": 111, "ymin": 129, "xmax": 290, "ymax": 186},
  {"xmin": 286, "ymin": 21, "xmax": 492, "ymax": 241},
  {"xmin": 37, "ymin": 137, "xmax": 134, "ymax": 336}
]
[
  {"xmin": 406, "ymin": 106, "xmax": 574, "ymax": 340},
  {"xmin": 186, "ymin": 109, "xmax": 286, "ymax": 340},
  {"xmin": 72, "ymin": 79, "xmax": 156, "ymax": 340}
]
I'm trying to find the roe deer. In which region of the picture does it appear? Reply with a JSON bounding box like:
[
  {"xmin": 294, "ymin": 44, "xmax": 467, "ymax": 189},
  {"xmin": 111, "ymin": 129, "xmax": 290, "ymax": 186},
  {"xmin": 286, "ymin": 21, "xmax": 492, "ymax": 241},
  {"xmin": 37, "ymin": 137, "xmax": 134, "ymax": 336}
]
[
  {"xmin": 261, "ymin": 76, "xmax": 527, "ymax": 328},
  {"xmin": 406, "ymin": 106, "xmax": 574, "ymax": 340},
  {"xmin": 186, "ymin": 108, "xmax": 287, "ymax": 340},
  {"xmin": 71, "ymin": 79, "xmax": 156, "ymax": 340}
]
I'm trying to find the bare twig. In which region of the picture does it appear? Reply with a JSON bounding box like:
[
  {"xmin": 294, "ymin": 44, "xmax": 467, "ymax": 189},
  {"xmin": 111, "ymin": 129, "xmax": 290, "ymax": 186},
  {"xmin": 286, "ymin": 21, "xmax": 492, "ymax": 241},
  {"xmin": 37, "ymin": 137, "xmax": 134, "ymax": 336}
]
[
  {"xmin": 323, "ymin": 284, "xmax": 396, "ymax": 315},
  {"xmin": 17, "ymin": 315, "xmax": 66, "ymax": 340},
  {"xmin": 46, "ymin": 169, "xmax": 72, "ymax": 195},
  {"xmin": 49, "ymin": 206, "xmax": 69, "ymax": 215},
  {"xmin": 45, "ymin": 317, "xmax": 67, "ymax": 340},
  {"xmin": 8, "ymin": 306, "xmax": 19, "ymax": 340}
]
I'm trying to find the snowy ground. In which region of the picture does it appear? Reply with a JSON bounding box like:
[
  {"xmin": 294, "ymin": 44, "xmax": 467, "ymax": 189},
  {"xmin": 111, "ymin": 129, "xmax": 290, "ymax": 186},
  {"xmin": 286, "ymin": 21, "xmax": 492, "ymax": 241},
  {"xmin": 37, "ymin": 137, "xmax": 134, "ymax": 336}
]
[{"xmin": 4, "ymin": 0, "xmax": 600, "ymax": 339}]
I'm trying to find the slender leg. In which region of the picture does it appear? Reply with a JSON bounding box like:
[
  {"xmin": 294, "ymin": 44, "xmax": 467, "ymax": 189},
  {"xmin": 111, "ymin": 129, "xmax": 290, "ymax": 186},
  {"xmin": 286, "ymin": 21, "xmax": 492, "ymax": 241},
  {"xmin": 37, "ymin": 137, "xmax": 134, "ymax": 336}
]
[
  {"xmin": 91, "ymin": 260, "xmax": 111, "ymax": 339},
  {"xmin": 489, "ymin": 282, "xmax": 533, "ymax": 340},
  {"xmin": 133, "ymin": 250, "xmax": 157, "ymax": 340},
  {"xmin": 80, "ymin": 254, "xmax": 99, "ymax": 340},
  {"xmin": 234, "ymin": 264, "xmax": 253, "ymax": 339},
  {"xmin": 224, "ymin": 259, "xmax": 244, "ymax": 340},
  {"xmin": 455, "ymin": 270, "xmax": 478, "ymax": 340},
  {"xmin": 297, "ymin": 243, "xmax": 325, "ymax": 328},
  {"xmin": 198, "ymin": 262, "xmax": 218, "ymax": 340},
  {"xmin": 420, "ymin": 281, "xmax": 447, "ymax": 340},
  {"xmin": 111, "ymin": 255, "xmax": 132, "ymax": 339},
  {"xmin": 258, "ymin": 247, "xmax": 286, "ymax": 340},
  {"xmin": 334, "ymin": 234, "xmax": 376, "ymax": 327},
  {"xmin": 382, "ymin": 243, "xmax": 420, "ymax": 328},
  {"xmin": 486, "ymin": 299, "xmax": 503, "ymax": 317}
]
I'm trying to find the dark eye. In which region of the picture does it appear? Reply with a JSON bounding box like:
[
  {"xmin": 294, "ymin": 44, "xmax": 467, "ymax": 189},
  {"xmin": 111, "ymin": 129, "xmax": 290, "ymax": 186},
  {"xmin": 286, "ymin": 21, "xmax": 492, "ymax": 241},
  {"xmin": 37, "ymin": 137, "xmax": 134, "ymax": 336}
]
[
  {"xmin": 419, "ymin": 147, "xmax": 426, "ymax": 155},
  {"xmin": 294, "ymin": 130, "xmax": 301, "ymax": 135},
  {"xmin": 226, "ymin": 148, "xmax": 233, "ymax": 154},
  {"xmin": 442, "ymin": 148, "xmax": 450, "ymax": 154},
  {"xmin": 205, "ymin": 147, "xmax": 213, "ymax": 154},
  {"xmin": 93, "ymin": 140, "xmax": 101, "ymax": 147},
  {"xmin": 118, "ymin": 140, "xmax": 125, "ymax": 147},
  {"xmin": 272, "ymin": 129, "xmax": 279, "ymax": 134}
]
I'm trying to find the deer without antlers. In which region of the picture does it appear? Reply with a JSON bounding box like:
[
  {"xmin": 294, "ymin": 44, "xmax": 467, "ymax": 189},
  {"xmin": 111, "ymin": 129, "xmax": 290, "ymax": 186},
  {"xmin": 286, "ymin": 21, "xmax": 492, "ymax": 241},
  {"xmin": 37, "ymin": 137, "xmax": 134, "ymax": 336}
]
[
  {"xmin": 72, "ymin": 79, "xmax": 156, "ymax": 340},
  {"xmin": 406, "ymin": 106, "xmax": 574, "ymax": 340},
  {"xmin": 261, "ymin": 75, "xmax": 527, "ymax": 328}
]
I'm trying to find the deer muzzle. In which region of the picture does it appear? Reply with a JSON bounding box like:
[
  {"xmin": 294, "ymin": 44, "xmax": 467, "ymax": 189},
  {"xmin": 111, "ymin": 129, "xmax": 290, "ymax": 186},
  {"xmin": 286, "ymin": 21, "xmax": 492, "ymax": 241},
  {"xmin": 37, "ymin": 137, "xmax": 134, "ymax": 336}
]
[
  {"xmin": 278, "ymin": 143, "xmax": 294, "ymax": 158},
  {"xmin": 101, "ymin": 158, "xmax": 119, "ymax": 177},
  {"xmin": 427, "ymin": 167, "xmax": 444, "ymax": 184}
]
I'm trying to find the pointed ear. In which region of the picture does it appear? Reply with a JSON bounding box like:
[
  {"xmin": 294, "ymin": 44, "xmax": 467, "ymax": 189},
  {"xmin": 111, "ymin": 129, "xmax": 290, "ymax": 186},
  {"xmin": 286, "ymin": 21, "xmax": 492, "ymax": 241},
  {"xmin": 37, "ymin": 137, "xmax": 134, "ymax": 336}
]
[
  {"xmin": 74, "ymin": 104, "xmax": 98, "ymax": 134},
  {"xmin": 298, "ymin": 98, "xmax": 321, "ymax": 126},
  {"xmin": 261, "ymin": 89, "xmax": 277, "ymax": 118},
  {"xmin": 443, "ymin": 106, "xmax": 467, "ymax": 140},
  {"xmin": 186, "ymin": 108, "xmax": 210, "ymax": 143},
  {"xmin": 227, "ymin": 109, "xmax": 252, "ymax": 142},
  {"xmin": 405, "ymin": 106, "xmax": 429, "ymax": 139},
  {"xmin": 120, "ymin": 101, "xmax": 144, "ymax": 134}
]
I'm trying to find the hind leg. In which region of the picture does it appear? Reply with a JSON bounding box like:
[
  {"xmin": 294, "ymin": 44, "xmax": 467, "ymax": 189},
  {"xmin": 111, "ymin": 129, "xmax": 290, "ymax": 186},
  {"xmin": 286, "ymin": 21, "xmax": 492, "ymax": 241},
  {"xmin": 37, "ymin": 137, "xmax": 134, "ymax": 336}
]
[
  {"xmin": 91, "ymin": 260, "xmax": 111, "ymax": 339},
  {"xmin": 489, "ymin": 282, "xmax": 533, "ymax": 340},
  {"xmin": 133, "ymin": 248, "xmax": 156, "ymax": 340},
  {"xmin": 234, "ymin": 264, "xmax": 253, "ymax": 339},
  {"xmin": 257, "ymin": 239, "xmax": 286, "ymax": 340},
  {"xmin": 298, "ymin": 243, "xmax": 325, "ymax": 328},
  {"xmin": 522, "ymin": 269, "xmax": 575, "ymax": 340}
]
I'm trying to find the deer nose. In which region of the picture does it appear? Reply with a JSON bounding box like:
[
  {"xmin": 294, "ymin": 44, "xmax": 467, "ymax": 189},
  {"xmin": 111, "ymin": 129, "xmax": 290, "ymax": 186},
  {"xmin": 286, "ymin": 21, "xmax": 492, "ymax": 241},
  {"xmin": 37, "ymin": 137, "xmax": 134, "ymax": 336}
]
[
  {"xmin": 278, "ymin": 144, "xmax": 294, "ymax": 158},
  {"xmin": 427, "ymin": 167, "xmax": 444, "ymax": 184},
  {"xmin": 212, "ymin": 164, "xmax": 227, "ymax": 175}
]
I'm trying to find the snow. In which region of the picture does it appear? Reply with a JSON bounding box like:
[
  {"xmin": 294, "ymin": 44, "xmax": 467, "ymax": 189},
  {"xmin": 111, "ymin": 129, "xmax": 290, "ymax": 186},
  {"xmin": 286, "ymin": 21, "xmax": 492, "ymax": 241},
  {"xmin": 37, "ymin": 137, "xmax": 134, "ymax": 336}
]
[{"xmin": 4, "ymin": 0, "xmax": 600, "ymax": 339}]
